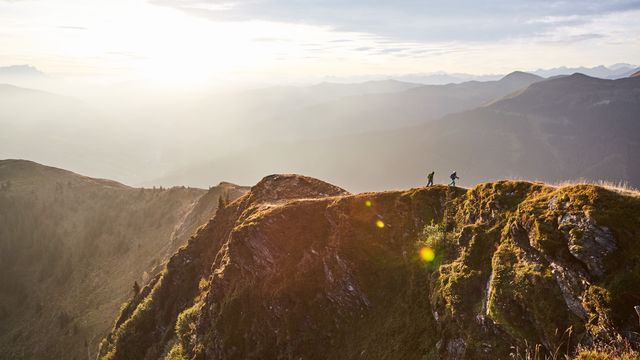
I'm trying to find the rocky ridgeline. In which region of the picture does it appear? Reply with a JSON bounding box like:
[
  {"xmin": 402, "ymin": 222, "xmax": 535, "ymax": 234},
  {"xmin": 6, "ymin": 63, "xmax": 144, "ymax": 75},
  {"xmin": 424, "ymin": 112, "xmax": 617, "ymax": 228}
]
[{"xmin": 98, "ymin": 175, "xmax": 640, "ymax": 359}]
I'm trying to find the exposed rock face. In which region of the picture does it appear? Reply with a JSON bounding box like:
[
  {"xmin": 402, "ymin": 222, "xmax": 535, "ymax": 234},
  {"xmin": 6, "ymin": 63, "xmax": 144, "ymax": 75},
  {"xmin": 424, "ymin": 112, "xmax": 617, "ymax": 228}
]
[
  {"xmin": 98, "ymin": 177, "xmax": 640, "ymax": 360},
  {"xmin": 558, "ymin": 212, "xmax": 616, "ymax": 278}
]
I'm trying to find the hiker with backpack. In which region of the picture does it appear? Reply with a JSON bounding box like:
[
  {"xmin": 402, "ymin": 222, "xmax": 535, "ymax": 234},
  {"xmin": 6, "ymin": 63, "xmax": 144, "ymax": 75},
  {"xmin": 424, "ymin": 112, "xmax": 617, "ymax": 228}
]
[
  {"xmin": 427, "ymin": 171, "xmax": 435, "ymax": 187},
  {"xmin": 449, "ymin": 171, "xmax": 459, "ymax": 187}
]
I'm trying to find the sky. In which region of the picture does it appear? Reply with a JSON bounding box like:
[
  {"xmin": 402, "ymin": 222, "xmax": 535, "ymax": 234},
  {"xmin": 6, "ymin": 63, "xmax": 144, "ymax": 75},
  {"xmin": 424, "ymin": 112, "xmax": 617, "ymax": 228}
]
[{"xmin": 1, "ymin": 0, "xmax": 639, "ymax": 86}]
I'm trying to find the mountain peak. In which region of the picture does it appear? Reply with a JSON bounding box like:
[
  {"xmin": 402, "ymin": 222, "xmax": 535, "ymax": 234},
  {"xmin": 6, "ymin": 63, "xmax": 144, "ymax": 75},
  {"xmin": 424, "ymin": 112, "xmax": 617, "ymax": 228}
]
[
  {"xmin": 0, "ymin": 64, "xmax": 44, "ymax": 77},
  {"xmin": 0, "ymin": 159, "xmax": 131, "ymax": 189},
  {"xmin": 500, "ymin": 71, "xmax": 543, "ymax": 82},
  {"xmin": 217, "ymin": 181, "xmax": 242, "ymax": 187},
  {"xmin": 568, "ymin": 72, "xmax": 594, "ymax": 79},
  {"xmin": 244, "ymin": 174, "xmax": 349, "ymax": 205},
  {"xmin": 552, "ymin": 72, "xmax": 604, "ymax": 84}
]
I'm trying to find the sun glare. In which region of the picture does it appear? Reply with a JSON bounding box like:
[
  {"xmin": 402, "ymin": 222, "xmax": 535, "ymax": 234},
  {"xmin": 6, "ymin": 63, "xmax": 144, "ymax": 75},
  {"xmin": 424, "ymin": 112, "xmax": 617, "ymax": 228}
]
[
  {"xmin": 7, "ymin": 0, "xmax": 318, "ymax": 86},
  {"xmin": 119, "ymin": 4, "xmax": 244, "ymax": 85},
  {"xmin": 419, "ymin": 247, "xmax": 435, "ymax": 262}
]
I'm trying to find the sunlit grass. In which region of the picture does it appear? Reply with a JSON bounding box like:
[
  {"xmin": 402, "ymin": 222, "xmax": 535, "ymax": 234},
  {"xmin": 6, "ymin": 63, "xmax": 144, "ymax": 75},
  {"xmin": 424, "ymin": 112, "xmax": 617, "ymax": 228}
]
[
  {"xmin": 502, "ymin": 177, "xmax": 640, "ymax": 197},
  {"xmin": 552, "ymin": 179, "xmax": 640, "ymax": 197}
]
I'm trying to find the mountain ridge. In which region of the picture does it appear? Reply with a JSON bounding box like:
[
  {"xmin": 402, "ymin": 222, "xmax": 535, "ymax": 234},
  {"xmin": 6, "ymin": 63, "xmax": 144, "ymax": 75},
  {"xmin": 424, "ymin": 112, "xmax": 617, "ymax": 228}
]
[
  {"xmin": 0, "ymin": 159, "xmax": 131, "ymax": 189},
  {"xmin": 98, "ymin": 174, "xmax": 640, "ymax": 359},
  {"xmin": 0, "ymin": 160, "xmax": 249, "ymax": 359}
]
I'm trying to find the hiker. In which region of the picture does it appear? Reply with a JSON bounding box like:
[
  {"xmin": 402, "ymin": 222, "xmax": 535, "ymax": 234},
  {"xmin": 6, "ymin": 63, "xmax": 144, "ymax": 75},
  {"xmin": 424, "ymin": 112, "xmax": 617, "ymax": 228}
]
[
  {"xmin": 449, "ymin": 171, "xmax": 459, "ymax": 187},
  {"xmin": 427, "ymin": 171, "xmax": 435, "ymax": 187}
]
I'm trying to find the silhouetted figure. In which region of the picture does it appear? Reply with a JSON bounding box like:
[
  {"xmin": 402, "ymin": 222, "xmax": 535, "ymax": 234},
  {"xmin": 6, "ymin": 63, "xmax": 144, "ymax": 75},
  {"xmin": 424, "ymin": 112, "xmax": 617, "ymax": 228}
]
[
  {"xmin": 449, "ymin": 172, "xmax": 459, "ymax": 187},
  {"xmin": 427, "ymin": 171, "xmax": 435, "ymax": 186}
]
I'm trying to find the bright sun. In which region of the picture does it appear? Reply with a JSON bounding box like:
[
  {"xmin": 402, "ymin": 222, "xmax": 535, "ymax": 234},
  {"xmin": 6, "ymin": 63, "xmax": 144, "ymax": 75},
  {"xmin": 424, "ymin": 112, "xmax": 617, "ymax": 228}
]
[
  {"xmin": 40, "ymin": 0, "xmax": 283, "ymax": 85},
  {"xmin": 121, "ymin": 4, "xmax": 242, "ymax": 84}
]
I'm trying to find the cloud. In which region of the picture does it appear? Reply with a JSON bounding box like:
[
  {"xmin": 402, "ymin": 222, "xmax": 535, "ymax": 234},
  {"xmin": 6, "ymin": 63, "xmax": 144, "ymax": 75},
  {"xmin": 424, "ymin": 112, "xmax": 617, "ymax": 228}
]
[
  {"xmin": 149, "ymin": 0, "xmax": 640, "ymax": 43},
  {"xmin": 57, "ymin": 26, "xmax": 88, "ymax": 30},
  {"xmin": 377, "ymin": 48, "xmax": 408, "ymax": 54},
  {"xmin": 541, "ymin": 33, "xmax": 606, "ymax": 44},
  {"xmin": 252, "ymin": 37, "xmax": 288, "ymax": 43},
  {"xmin": 105, "ymin": 51, "xmax": 147, "ymax": 60}
]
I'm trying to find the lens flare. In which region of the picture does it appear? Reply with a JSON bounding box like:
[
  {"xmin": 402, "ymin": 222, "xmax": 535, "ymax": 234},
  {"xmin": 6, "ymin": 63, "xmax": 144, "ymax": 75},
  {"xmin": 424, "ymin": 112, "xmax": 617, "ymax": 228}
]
[
  {"xmin": 376, "ymin": 220, "xmax": 385, "ymax": 228},
  {"xmin": 419, "ymin": 247, "xmax": 435, "ymax": 262},
  {"xmin": 365, "ymin": 200, "xmax": 372, "ymax": 207}
]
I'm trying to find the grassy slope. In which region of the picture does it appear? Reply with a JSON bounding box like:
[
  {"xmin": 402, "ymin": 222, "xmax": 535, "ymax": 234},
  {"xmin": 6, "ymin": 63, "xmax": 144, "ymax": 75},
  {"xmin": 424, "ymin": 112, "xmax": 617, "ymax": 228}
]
[{"xmin": 0, "ymin": 160, "xmax": 248, "ymax": 360}]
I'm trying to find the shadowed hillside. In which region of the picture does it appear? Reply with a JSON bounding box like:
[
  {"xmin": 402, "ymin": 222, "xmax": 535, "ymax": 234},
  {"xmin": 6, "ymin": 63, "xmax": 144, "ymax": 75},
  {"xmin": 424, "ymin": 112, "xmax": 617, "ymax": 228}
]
[
  {"xmin": 0, "ymin": 160, "xmax": 249, "ymax": 360},
  {"xmin": 99, "ymin": 174, "xmax": 640, "ymax": 359}
]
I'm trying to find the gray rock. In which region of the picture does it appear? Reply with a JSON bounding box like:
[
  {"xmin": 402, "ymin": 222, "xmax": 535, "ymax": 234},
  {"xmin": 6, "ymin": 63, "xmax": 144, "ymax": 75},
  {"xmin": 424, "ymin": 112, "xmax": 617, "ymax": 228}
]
[
  {"xmin": 558, "ymin": 213, "xmax": 616, "ymax": 278},
  {"xmin": 549, "ymin": 262, "xmax": 589, "ymax": 320},
  {"xmin": 446, "ymin": 337, "xmax": 466, "ymax": 360}
]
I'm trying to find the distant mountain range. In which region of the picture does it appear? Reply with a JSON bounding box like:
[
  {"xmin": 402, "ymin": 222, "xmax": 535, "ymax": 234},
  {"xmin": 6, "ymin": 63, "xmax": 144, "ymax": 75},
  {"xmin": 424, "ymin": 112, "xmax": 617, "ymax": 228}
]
[
  {"xmin": 190, "ymin": 71, "xmax": 543, "ymax": 145},
  {"xmin": 530, "ymin": 63, "xmax": 639, "ymax": 80},
  {"xmin": 1, "ymin": 63, "xmax": 635, "ymax": 87},
  {"xmin": 314, "ymin": 64, "xmax": 638, "ymax": 85},
  {"xmin": 268, "ymin": 71, "xmax": 543, "ymax": 139},
  {"xmin": 156, "ymin": 73, "xmax": 640, "ymax": 192}
]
